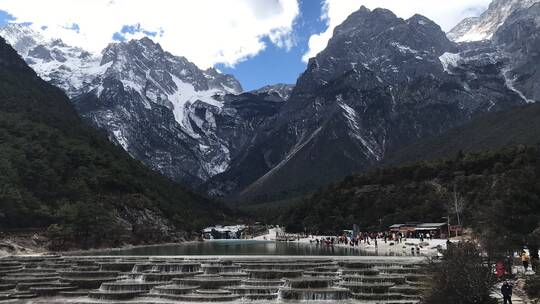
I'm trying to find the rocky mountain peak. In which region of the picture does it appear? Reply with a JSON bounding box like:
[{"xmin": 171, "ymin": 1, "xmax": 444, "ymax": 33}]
[
  {"xmin": 407, "ymin": 14, "xmax": 442, "ymax": 30},
  {"xmin": 101, "ymin": 37, "xmax": 163, "ymax": 65},
  {"xmin": 251, "ymin": 83, "xmax": 294, "ymax": 101},
  {"xmin": 206, "ymin": 2, "xmax": 526, "ymax": 203},
  {"xmin": 0, "ymin": 23, "xmax": 45, "ymax": 55},
  {"xmin": 295, "ymin": 7, "xmax": 454, "ymax": 97},
  {"xmin": 331, "ymin": 6, "xmax": 400, "ymax": 40},
  {"xmin": 0, "ymin": 25, "xmax": 264, "ymax": 185},
  {"xmin": 448, "ymin": 0, "xmax": 540, "ymax": 42},
  {"xmin": 100, "ymin": 37, "xmax": 242, "ymax": 96},
  {"xmin": 0, "ymin": 23, "xmax": 104, "ymax": 97}
]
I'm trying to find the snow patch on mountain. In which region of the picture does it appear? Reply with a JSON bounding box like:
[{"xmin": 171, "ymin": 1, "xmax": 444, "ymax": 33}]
[
  {"xmin": 439, "ymin": 52, "xmax": 462, "ymax": 73},
  {"xmin": 113, "ymin": 129, "xmax": 129, "ymax": 150},
  {"xmin": 502, "ymin": 67, "xmax": 536, "ymax": 104},
  {"xmin": 338, "ymin": 99, "xmax": 382, "ymax": 161},
  {"xmin": 168, "ymin": 74, "xmax": 223, "ymax": 133},
  {"xmin": 120, "ymin": 78, "xmax": 145, "ymax": 96},
  {"xmin": 391, "ymin": 42, "xmax": 418, "ymax": 54}
]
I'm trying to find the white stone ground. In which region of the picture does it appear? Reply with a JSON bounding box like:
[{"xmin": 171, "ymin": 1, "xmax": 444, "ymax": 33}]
[
  {"xmin": 254, "ymin": 228, "xmax": 452, "ymax": 256},
  {"xmin": 255, "ymin": 229, "xmax": 539, "ymax": 303}
]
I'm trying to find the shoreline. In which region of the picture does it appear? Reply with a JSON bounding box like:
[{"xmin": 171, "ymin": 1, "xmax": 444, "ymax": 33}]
[
  {"xmin": 2, "ymin": 229, "xmax": 452, "ymax": 258},
  {"xmin": 0, "ymin": 235, "xmax": 200, "ymax": 258},
  {"xmin": 289, "ymin": 237, "xmax": 448, "ymax": 257}
]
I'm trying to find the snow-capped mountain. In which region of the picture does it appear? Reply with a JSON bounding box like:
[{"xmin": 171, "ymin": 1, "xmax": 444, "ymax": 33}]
[
  {"xmin": 207, "ymin": 5, "xmax": 530, "ymax": 202},
  {"xmin": 0, "ymin": 23, "xmax": 287, "ymax": 185},
  {"xmin": 0, "ymin": 23, "xmax": 104, "ymax": 97},
  {"xmin": 0, "ymin": 23, "xmax": 46, "ymax": 54},
  {"xmin": 73, "ymin": 37, "xmax": 287, "ymax": 185},
  {"xmin": 2, "ymin": 0, "xmax": 538, "ymax": 202},
  {"xmin": 447, "ymin": 0, "xmax": 540, "ymax": 42}
]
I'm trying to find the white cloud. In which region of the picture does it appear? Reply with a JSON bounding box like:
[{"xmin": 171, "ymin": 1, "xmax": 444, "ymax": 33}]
[
  {"xmin": 0, "ymin": 0, "xmax": 300, "ymax": 68},
  {"xmin": 303, "ymin": 0, "xmax": 491, "ymax": 62}
]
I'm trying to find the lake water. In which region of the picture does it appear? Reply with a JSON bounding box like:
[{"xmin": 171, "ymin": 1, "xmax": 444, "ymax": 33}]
[{"xmin": 85, "ymin": 240, "xmax": 380, "ymax": 256}]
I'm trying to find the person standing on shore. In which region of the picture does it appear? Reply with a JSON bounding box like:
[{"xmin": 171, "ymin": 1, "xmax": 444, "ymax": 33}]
[
  {"xmin": 531, "ymin": 247, "xmax": 539, "ymax": 272},
  {"xmin": 501, "ymin": 281, "xmax": 513, "ymax": 304},
  {"xmin": 504, "ymin": 255, "xmax": 513, "ymax": 277},
  {"xmin": 521, "ymin": 250, "xmax": 530, "ymax": 272}
]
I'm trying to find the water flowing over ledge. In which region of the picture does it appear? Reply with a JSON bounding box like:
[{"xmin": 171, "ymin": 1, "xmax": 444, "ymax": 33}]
[{"xmin": 0, "ymin": 253, "xmax": 430, "ymax": 303}]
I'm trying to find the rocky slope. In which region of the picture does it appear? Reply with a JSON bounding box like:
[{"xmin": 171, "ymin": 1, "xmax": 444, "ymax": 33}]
[
  {"xmin": 447, "ymin": 0, "xmax": 540, "ymax": 42},
  {"xmin": 388, "ymin": 0, "xmax": 540, "ymax": 166},
  {"xmin": 0, "ymin": 24, "xmax": 286, "ymax": 186},
  {"xmin": 207, "ymin": 6, "xmax": 530, "ymax": 204},
  {"xmin": 384, "ymin": 2, "xmax": 540, "ymax": 166},
  {"xmin": 494, "ymin": 2, "xmax": 540, "ymax": 102},
  {"xmin": 384, "ymin": 102, "xmax": 540, "ymax": 166}
]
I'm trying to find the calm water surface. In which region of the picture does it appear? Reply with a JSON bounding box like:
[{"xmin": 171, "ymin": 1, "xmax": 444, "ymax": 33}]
[{"xmin": 86, "ymin": 240, "xmax": 382, "ymax": 256}]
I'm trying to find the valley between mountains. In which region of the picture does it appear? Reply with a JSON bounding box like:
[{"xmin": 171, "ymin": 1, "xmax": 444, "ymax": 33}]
[{"xmin": 1, "ymin": 0, "xmax": 540, "ymax": 250}]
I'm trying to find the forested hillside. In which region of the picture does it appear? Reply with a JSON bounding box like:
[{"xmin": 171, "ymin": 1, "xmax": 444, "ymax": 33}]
[
  {"xmin": 279, "ymin": 145, "xmax": 540, "ymax": 248},
  {"xmin": 0, "ymin": 37, "xmax": 230, "ymax": 249}
]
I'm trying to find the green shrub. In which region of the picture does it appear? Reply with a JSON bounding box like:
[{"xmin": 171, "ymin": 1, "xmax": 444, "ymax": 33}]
[
  {"xmin": 423, "ymin": 242, "xmax": 497, "ymax": 304},
  {"xmin": 525, "ymin": 275, "xmax": 540, "ymax": 299}
]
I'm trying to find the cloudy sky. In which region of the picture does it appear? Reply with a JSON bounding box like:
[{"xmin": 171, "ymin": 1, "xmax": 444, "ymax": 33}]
[{"xmin": 0, "ymin": 0, "xmax": 491, "ymax": 90}]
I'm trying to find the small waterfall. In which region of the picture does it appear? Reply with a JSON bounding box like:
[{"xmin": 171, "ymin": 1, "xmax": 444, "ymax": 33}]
[{"xmin": 3, "ymin": 255, "xmax": 431, "ymax": 303}]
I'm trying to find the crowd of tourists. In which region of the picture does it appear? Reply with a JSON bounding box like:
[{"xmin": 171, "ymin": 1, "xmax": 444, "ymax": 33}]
[
  {"xmin": 496, "ymin": 249, "xmax": 538, "ymax": 278},
  {"xmin": 496, "ymin": 249, "xmax": 539, "ymax": 304},
  {"xmin": 308, "ymin": 231, "xmax": 437, "ymax": 248}
]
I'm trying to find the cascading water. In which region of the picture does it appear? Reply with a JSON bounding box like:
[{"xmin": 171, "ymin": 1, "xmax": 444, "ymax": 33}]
[{"xmin": 0, "ymin": 255, "xmax": 429, "ymax": 303}]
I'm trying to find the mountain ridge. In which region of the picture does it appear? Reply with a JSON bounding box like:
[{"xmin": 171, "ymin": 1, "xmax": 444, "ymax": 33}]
[
  {"xmin": 0, "ymin": 24, "xmax": 287, "ymax": 186},
  {"xmin": 2, "ymin": 0, "xmax": 539, "ymax": 208},
  {"xmin": 206, "ymin": 5, "xmax": 529, "ymax": 204},
  {"xmin": 384, "ymin": 102, "xmax": 540, "ymax": 166}
]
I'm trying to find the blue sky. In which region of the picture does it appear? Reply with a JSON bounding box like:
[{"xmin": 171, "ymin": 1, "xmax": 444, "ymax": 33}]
[
  {"xmin": 0, "ymin": 9, "xmax": 14, "ymax": 26},
  {"xmin": 216, "ymin": 0, "xmax": 327, "ymax": 90},
  {"xmin": 0, "ymin": 0, "xmax": 325, "ymax": 91},
  {"xmin": 0, "ymin": 0, "xmax": 326, "ymax": 91},
  {"xmin": 0, "ymin": 0, "xmax": 491, "ymax": 91}
]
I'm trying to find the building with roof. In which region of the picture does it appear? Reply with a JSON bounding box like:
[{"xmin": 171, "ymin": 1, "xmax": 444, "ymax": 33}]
[
  {"xmin": 388, "ymin": 222, "xmax": 449, "ymax": 239},
  {"xmin": 201, "ymin": 225, "xmax": 247, "ymax": 240}
]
